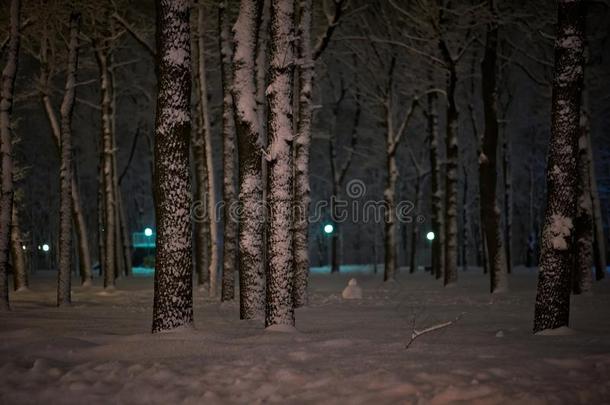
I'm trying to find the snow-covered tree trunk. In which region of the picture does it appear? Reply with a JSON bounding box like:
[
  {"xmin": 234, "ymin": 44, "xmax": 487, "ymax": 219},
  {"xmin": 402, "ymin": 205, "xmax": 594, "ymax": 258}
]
[
  {"xmin": 219, "ymin": 1, "xmax": 237, "ymax": 302},
  {"xmin": 573, "ymin": 112, "xmax": 593, "ymax": 295},
  {"xmin": 94, "ymin": 46, "xmax": 116, "ymax": 289},
  {"xmin": 439, "ymin": 47, "xmax": 459, "ymax": 287},
  {"xmin": 57, "ymin": 11, "xmax": 80, "ymax": 306},
  {"xmin": 427, "ymin": 90, "xmax": 444, "ymax": 280},
  {"xmin": 409, "ymin": 169, "xmax": 422, "ymax": 274},
  {"xmin": 293, "ymin": 0, "xmax": 313, "ymax": 307},
  {"xmin": 533, "ymin": 0, "xmax": 585, "ymax": 333},
  {"xmin": 479, "ymin": 3, "xmax": 508, "ymax": 293},
  {"xmin": 266, "ymin": 0, "xmax": 295, "ymax": 328},
  {"xmin": 152, "ymin": 0, "xmax": 193, "ymax": 333},
  {"xmin": 233, "ymin": 0, "xmax": 265, "ymax": 320},
  {"xmin": 39, "ymin": 25, "xmax": 92, "ymax": 286},
  {"xmin": 195, "ymin": 3, "xmax": 220, "ymax": 299},
  {"xmin": 0, "ymin": 0, "xmax": 20, "ymax": 310},
  {"xmin": 461, "ymin": 166, "xmax": 469, "ymax": 271},
  {"xmin": 10, "ymin": 204, "xmax": 27, "ymax": 291}
]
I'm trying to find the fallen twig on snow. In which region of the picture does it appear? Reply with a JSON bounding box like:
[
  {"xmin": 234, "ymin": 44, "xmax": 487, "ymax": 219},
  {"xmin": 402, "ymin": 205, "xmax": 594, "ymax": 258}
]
[{"xmin": 405, "ymin": 313, "xmax": 465, "ymax": 349}]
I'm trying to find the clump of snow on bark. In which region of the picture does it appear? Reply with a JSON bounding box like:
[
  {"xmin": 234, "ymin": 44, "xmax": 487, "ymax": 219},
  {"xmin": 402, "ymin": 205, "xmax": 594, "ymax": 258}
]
[
  {"xmin": 549, "ymin": 214, "xmax": 573, "ymax": 250},
  {"xmin": 342, "ymin": 278, "xmax": 362, "ymax": 299}
]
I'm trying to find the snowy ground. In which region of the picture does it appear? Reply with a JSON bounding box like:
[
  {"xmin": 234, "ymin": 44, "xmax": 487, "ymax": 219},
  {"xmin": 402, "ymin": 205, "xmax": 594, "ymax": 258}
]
[{"xmin": 1, "ymin": 267, "xmax": 610, "ymax": 404}]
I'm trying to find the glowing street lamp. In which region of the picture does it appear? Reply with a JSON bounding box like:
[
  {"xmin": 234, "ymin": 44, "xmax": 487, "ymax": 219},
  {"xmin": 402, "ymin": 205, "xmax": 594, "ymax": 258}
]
[
  {"xmin": 21, "ymin": 245, "xmax": 26, "ymax": 251},
  {"xmin": 426, "ymin": 231, "xmax": 435, "ymax": 241},
  {"xmin": 323, "ymin": 224, "xmax": 334, "ymax": 235},
  {"xmin": 42, "ymin": 243, "xmax": 50, "ymax": 252},
  {"xmin": 144, "ymin": 227, "xmax": 153, "ymax": 237}
]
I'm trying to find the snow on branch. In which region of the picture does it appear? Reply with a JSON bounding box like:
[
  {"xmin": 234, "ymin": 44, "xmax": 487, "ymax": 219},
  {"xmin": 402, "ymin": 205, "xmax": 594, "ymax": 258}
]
[{"xmin": 313, "ymin": 0, "xmax": 347, "ymax": 61}]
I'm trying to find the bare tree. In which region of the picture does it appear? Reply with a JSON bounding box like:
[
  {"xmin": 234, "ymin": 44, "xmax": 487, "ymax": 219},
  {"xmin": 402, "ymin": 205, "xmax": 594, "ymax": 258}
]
[
  {"xmin": 194, "ymin": 1, "xmax": 220, "ymax": 299},
  {"xmin": 0, "ymin": 0, "xmax": 21, "ymax": 310},
  {"xmin": 152, "ymin": 0, "xmax": 193, "ymax": 333},
  {"xmin": 10, "ymin": 203, "xmax": 27, "ymax": 291},
  {"xmin": 534, "ymin": 0, "xmax": 586, "ymax": 333},
  {"xmin": 233, "ymin": 0, "xmax": 265, "ymax": 320},
  {"xmin": 265, "ymin": 0, "xmax": 296, "ymax": 328},
  {"xmin": 219, "ymin": 0, "xmax": 237, "ymax": 302},
  {"xmin": 479, "ymin": 0, "xmax": 508, "ymax": 293},
  {"xmin": 57, "ymin": 10, "xmax": 80, "ymax": 306}
]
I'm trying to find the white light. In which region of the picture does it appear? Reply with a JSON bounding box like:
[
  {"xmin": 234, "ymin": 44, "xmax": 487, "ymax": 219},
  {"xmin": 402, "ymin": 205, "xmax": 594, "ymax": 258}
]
[
  {"xmin": 144, "ymin": 228, "xmax": 153, "ymax": 237},
  {"xmin": 21, "ymin": 245, "xmax": 26, "ymax": 251},
  {"xmin": 37, "ymin": 245, "xmax": 41, "ymax": 250},
  {"xmin": 42, "ymin": 244, "xmax": 50, "ymax": 252},
  {"xmin": 323, "ymin": 224, "xmax": 334, "ymax": 234},
  {"xmin": 426, "ymin": 231, "xmax": 435, "ymax": 241}
]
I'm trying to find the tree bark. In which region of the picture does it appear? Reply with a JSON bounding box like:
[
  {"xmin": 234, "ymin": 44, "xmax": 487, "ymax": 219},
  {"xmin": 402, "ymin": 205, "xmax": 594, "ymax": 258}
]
[
  {"xmin": 534, "ymin": 0, "xmax": 585, "ymax": 333},
  {"xmin": 501, "ymin": 125, "xmax": 512, "ymax": 274},
  {"xmin": 10, "ymin": 204, "xmax": 27, "ymax": 291},
  {"xmin": 233, "ymin": 0, "xmax": 265, "ymax": 320},
  {"xmin": 265, "ymin": 0, "xmax": 295, "ymax": 328},
  {"xmin": 293, "ymin": 0, "xmax": 314, "ymax": 306},
  {"xmin": 195, "ymin": 3, "xmax": 220, "ymax": 299},
  {"xmin": 57, "ymin": 11, "xmax": 80, "ymax": 306},
  {"xmin": 94, "ymin": 46, "xmax": 116, "ymax": 289},
  {"xmin": 573, "ymin": 112, "xmax": 593, "ymax": 295},
  {"xmin": 219, "ymin": 1, "xmax": 238, "ymax": 302},
  {"xmin": 0, "ymin": 0, "xmax": 20, "ymax": 310},
  {"xmin": 479, "ymin": 1, "xmax": 508, "ymax": 293},
  {"xmin": 427, "ymin": 90, "xmax": 444, "ymax": 280},
  {"xmin": 152, "ymin": 0, "xmax": 193, "ymax": 333},
  {"xmin": 439, "ymin": 43, "xmax": 459, "ymax": 287}
]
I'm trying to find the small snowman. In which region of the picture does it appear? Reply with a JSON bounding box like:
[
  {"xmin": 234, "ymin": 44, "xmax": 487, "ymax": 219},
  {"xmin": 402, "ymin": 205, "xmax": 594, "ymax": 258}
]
[{"xmin": 342, "ymin": 278, "xmax": 362, "ymax": 299}]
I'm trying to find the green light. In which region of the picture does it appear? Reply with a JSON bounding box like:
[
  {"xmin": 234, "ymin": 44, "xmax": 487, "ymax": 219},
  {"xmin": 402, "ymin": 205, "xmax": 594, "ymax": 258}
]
[
  {"xmin": 144, "ymin": 227, "xmax": 153, "ymax": 237},
  {"xmin": 426, "ymin": 231, "xmax": 435, "ymax": 241},
  {"xmin": 323, "ymin": 224, "xmax": 334, "ymax": 234}
]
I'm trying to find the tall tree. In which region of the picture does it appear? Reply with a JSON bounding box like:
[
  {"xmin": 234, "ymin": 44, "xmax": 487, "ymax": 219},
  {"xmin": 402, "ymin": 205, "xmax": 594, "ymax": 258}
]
[
  {"xmin": 427, "ymin": 87, "xmax": 444, "ymax": 280},
  {"xmin": 152, "ymin": 0, "xmax": 193, "ymax": 333},
  {"xmin": 94, "ymin": 31, "xmax": 117, "ymax": 289},
  {"xmin": 57, "ymin": 10, "xmax": 80, "ymax": 306},
  {"xmin": 194, "ymin": 1, "xmax": 220, "ymax": 298},
  {"xmin": 233, "ymin": 0, "xmax": 265, "ymax": 320},
  {"xmin": 479, "ymin": 0, "xmax": 508, "ymax": 293},
  {"xmin": 266, "ymin": 0, "xmax": 295, "ymax": 328},
  {"xmin": 219, "ymin": 0, "xmax": 237, "ymax": 302},
  {"xmin": 534, "ymin": 0, "xmax": 586, "ymax": 333},
  {"xmin": 292, "ymin": 0, "xmax": 346, "ymax": 306},
  {"xmin": 10, "ymin": 203, "xmax": 27, "ymax": 291},
  {"xmin": 39, "ymin": 8, "xmax": 92, "ymax": 287},
  {"xmin": 0, "ymin": 0, "xmax": 21, "ymax": 310}
]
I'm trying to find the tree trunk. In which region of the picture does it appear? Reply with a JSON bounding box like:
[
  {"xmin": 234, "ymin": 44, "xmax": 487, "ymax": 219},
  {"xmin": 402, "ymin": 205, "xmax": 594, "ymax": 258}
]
[
  {"xmin": 439, "ymin": 50, "xmax": 459, "ymax": 286},
  {"xmin": 534, "ymin": 0, "xmax": 585, "ymax": 333},
  {"xmin": 428, "ymin": 90, "xmax": 444, "ymax": 280},
  {"xmin": 57, "ymin": 11, "xmax": 80, "ymax": 306},
  {"xmin": 95, "ymin": 47, "xmax": 116, "ymax": 289},
  {"xmin": 219, "ymin": 1, "xmax": 237, "ymax": 302},
  {"xmin": 40, "ymin": 26, "xmax": 92, "ymax": 286},
  {"xmin": 293, "ymin": 0, "xmax": 314, "ymax": 306},
  {"xmin": 384, "ymin": 152, "xmax": 398, "ymax": 281},
  {"xmin": 233, "ymin": 0, "xmax": 265, "ymax": 320},
  {"xmin": 265, "ymin": 0, "xmax": 295, "ymax": 328},
  {"xmin": 152, "ymin": 0, "xmax": 193, "ymax": 333},
  {"xmin": 195, "ymin": 3, "xmax": 220, "ymax": 299},
  {"xmin": 502, "ymin": 126, "xmax": 512, "ymax": 274},
  {"xmin": 573, "ymin": 112, "xmax": 593, "ymax": 294},
  {"xmin": 10, "ymin": 204, "xmax": 27, "ymax": 291},
  {"xmin": 461, "ymin": 166, "xmax": 469, "ymax": 272},
  {"xmin": 192, "ymin": 88, "xmax": 210, "ymax": 288},
  {"xmin": 409, "ymin": 176, "xmax": 421, "ymax": 274},
  {"xmin": 0, "ymin": 0, "xmax": 20, "ymax": 310},
  {"xmin": 479, "ymin": 2, "xmax": 508, "ymax": 293}
]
